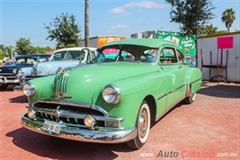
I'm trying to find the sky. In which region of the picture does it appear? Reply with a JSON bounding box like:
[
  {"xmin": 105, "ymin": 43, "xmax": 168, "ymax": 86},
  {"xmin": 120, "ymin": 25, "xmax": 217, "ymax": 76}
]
[{"xmin": 0, "ymin": 0, "xmax": 239, "ymax": 48}]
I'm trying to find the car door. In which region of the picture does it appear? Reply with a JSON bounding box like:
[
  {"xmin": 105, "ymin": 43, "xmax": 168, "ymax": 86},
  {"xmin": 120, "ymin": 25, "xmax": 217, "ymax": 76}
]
[{"xmin": 159, "ymin": 46, "xmax": 187, "ymax": 110}]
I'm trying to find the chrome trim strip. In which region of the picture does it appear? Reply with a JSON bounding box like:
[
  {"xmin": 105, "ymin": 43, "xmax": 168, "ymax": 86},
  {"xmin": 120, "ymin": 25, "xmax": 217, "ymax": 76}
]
[
  {"xmin": 35, "ymin": 100, "xmax": 109, "ymax": 116},
  {"xmin": 157, "ymin": 84, "xmax": 185, "ymax": 100},
  {"xmin": 31, "ymin": 106, "xmax": 122, "ymax": 122},
  {"xmin": 62, "ymin": 74, "xmax": 66, "ymax": 93},
  {"xmin": 157, "ymin": 77, "xmax": 202, "ymax": 101},
  {"xmin": 37, "ymin": 99, "xmax": 91, "ymax": 108},
  {"xmin": 191, "ymin": 77, "xmax": 202, "ymax": 84},
  {"xmin": 13, "ymin": 85, "xmax": 23, "ymax": 91},
  {"xmin": 21, "ymin": 115, "xmax": 137, "ymax": 144},
  {"xmin": 59, "ymin": 121, "xmax": 124, "ymax": 130},
  {"xmin": 91, "ymin": 105, "xmax": 108, "ymax": 116}
]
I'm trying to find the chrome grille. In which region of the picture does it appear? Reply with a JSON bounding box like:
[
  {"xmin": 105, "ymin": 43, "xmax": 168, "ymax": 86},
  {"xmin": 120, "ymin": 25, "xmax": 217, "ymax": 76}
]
[
  {"xmin": 33, "ymin": 102, "xmax": 106, "ymax": 127},
  {"xmin": 0, "ymin": 73, "xmax": 17, "ymax": 80},
  {"xmin": 36, "ymin": 112, "xmax": 57, "ymax": 121},
  {"xmin": 56, "ymin": 72, "xmax": 69, "ymax": 93},
  {"xmin": 33, "ymin": 102, "xmax": 105, "ymax": 116}
]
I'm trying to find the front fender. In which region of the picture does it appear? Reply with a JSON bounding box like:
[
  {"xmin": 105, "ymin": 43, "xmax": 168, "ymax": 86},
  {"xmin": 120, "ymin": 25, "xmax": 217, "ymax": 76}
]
[
  {"xmin": 92, "ymin": 72, "xmax": 167, "ymax": 129},
  {"xmin": 27, "ymin": 76, "xmax": 55, "ymax": 105},
  {"xmin": 20, "ymin": 67, "xmax": 32, "ymax": 78}
]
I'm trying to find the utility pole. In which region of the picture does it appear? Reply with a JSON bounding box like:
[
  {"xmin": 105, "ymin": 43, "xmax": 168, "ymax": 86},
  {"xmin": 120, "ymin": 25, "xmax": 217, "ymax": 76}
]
[
  {"xmin": 195, "ymin": 27, "xmax": 198, "ymax": 68},
  {"xmin": 85, "ymin": 0, "xmax": 90, "ymax": 47}
]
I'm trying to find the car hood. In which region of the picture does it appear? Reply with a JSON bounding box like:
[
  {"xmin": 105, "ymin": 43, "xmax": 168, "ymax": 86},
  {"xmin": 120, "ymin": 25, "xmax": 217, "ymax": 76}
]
[{"xmin": 50, "ymin": 62, "xmax": 159, "ymax": 103}]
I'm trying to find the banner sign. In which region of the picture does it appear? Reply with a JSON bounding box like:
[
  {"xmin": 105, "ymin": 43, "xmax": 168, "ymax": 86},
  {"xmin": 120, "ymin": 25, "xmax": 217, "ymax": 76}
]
[
  {"xmin": 217, "ymin": 36, "xmax": 233, "ymax": 49},
  {"xmin": 98, "ymin": 36, "xmax": 126, "ymax": 47},
  {"xmin": 156, "ymin": 31, "xmax": 196, "ymax": 55}
]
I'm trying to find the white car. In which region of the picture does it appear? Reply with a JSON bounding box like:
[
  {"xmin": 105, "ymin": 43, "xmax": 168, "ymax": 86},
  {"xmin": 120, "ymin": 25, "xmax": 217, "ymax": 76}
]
[{"xmin": 14, "ymin": 47, "xmax": 97, "ymax": 90}]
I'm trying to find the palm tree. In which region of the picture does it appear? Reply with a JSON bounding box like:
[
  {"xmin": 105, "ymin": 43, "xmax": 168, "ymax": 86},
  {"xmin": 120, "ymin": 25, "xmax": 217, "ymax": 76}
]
[{"xmin": 221, "ymin": 8, "xmax": 236, "ymax": 32}]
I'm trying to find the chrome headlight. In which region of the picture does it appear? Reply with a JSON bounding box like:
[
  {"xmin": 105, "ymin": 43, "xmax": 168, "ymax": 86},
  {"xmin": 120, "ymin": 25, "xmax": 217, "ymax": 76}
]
[
  {"xmin": 12, "ymin": 69, "xmax": 17, "ymax": 74},
  {"xmin": 23, "ymin": 82, "xmax": 35, "ymax": 97},
  {"xmin": 18, "ymin": 69, "xmax": 24, "ymax": 77},
  {"xmin": 102, "ymin": 85, "xmax": 120, "ymax": 104}
]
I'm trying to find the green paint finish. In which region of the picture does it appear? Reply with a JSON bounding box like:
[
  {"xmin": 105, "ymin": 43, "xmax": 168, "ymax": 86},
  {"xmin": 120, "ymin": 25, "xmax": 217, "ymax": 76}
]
[{"xmin": 23, "ymin": 38, "xmax": 202, "ymax": 141}]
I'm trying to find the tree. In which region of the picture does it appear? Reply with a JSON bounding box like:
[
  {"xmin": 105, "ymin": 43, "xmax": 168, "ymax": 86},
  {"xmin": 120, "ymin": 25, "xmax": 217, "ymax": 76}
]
[
  {"xmin": 0, "ymin": 44, "xmax": 7, "ymax": 60},
  {"xmin": 30, "ymin": 46, "xmax": 53, "ymax": 53},
  {"xmin": 221, "ymin": 8, "xmax": 236, "ymax": 32},
  {"xmin": 216, "ymin": 30, "xmax": 228, "ymax": 34},
  {"xmin": 165, "ymin": 0, "xmax": 216, "ymax": 36},
  {"xmin": 85, "ymin": 0, "xmax": 90, "ymax": 47},
  {"xmin": 4, "ymin": 45, "xmax": 14, "ymax": 58},
  {"xmin": 15, "ymin": 38, "xmax": 32, "ymax": 54},
  {"xmin": 44, "ymin": 12, "xmax": 81, "ymax": 47},
  {"xmin": 165, "ymin": 0, "xmax": 216, "ymax": 67},
  {"xmin": 198, "ymin": 24, "xmax": 218, "ymax": 35}
]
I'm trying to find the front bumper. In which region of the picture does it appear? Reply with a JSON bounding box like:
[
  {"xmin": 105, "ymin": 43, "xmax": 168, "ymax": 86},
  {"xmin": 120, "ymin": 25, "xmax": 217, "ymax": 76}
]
[
  {"xmin": 21, "ymin": 114, "xmax": 137, "ymax": 144},
  {"xmin": 0, "ymin": 75, "xmax": 19, "ymax": 84},
  {"xmin": 14, "ymin": 75, "xmax": 42, "ymax": 91},
  {"xmin": 14, "ymin": 77, "xmax": 28, "ymax": 91},
  {"xmin": 14, "ymin": 84, "xmax": 24, "ymax": 91}
]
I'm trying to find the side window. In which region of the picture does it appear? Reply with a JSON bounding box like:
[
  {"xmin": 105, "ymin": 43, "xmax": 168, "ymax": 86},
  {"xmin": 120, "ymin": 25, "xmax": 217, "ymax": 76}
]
[
  {"xmin": 125, "ymin": 53, "xmax": 135, "ymax": 61},
  {"xmin": 176, "ymin": 50, "xmax": 184, "ymax": 63},
  {"xmin": 39, "ymin": 57, "xmax": 48, "ymax": 62},
  {"xmin": 70, "ymin": 50, "xmax": 81, "ymax": 60},
  {"xmin": 27, "ymin": 58, "xmax": 36, "ymax": 64},
  {"xmin": 160, "ymin": 47, "xmax": 177, "ymax": 64}
]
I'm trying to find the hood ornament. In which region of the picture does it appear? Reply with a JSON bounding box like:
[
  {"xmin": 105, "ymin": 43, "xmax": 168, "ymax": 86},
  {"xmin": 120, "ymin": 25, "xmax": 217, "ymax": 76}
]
[
  {"xmin": 60, "ymin": 69, "xmax": 65, "ymax": 75},
  {"xmin": 55, "ymin": 92, "xmax": 72, "ymax": 99}
]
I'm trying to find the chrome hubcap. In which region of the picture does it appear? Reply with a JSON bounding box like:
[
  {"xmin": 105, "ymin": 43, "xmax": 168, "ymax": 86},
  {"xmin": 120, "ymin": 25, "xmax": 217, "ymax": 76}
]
[{"xmin": 138, "ymin": 109, "xmax": 148, "ymax": 138}]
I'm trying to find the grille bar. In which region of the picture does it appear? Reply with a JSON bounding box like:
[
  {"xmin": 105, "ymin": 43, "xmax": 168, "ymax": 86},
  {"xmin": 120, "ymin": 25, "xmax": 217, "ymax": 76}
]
[{"xmin": 56, "ymin": 72, "xmax": 69, "ymax": 93}]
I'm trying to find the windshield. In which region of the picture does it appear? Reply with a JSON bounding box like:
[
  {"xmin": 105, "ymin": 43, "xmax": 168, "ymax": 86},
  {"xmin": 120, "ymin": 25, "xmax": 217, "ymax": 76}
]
[
  {"xmin": 50, "ymin": 50, "xmax": 84, "ymax": 61},
  {"xmin": 95, "ymin": 45, "xmax": 158, "ymax": 63},
  {"xmin": 15, "ymin": 57, "xmax": 37, "ymax": 65}
]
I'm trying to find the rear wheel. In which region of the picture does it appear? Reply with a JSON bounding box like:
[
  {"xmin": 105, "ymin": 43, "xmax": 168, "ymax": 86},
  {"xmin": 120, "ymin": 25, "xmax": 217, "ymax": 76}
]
[
  {"xmin": 127, "ymin": 101, "xmax": 151, "ymax": 149},
  {"xmin": 0, "ymin": 84, "xmax": 8, "ymax": 89},
  {"xmin": 184, "ymin": 93, "xmax": 196, "ymax": 104}
]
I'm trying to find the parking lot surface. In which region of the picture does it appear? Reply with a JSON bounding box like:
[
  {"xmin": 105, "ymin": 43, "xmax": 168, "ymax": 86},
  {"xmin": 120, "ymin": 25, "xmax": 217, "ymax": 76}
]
[{"xmin": 0, "ymin": 82, "xmax": 239, "ymax": 160}]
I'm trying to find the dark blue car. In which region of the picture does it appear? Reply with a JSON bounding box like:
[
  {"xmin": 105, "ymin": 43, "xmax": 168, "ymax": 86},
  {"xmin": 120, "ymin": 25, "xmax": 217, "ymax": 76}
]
[{"xmin": 0, "ymin": 54, "xmax": 51, "ymax": 89}]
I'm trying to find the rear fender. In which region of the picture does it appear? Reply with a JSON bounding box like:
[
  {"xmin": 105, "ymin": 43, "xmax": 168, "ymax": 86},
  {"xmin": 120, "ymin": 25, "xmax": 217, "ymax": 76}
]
[{"xmin": 185, "ymin": 67, "xmax": 202, "ymax": 96}]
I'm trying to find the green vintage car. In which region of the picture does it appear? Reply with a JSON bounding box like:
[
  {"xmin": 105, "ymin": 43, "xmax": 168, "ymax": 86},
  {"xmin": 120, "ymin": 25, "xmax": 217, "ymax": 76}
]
[{"xmin": 21, "ymin": 39, "xmax": 202, "ymax": 149}]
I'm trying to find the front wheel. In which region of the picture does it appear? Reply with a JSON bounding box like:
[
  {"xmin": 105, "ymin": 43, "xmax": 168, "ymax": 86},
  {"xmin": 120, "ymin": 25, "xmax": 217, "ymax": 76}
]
[
  {"xmin": 127, "ymin": 101, "xmax": 151, "ymax": 149},
  {"xmin": 184, "ymin": 93, "xmax": 196, "ymax": 104}
]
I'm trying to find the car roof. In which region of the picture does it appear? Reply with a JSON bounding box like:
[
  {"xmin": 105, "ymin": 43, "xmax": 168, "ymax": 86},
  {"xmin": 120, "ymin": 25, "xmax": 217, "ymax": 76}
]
[
  {"xmin": 15, "ymin": 54, "xmax": 51, "ymax": 59},
  {"xmin": 54, "ymin": 47, "xmax": 97, "ymax": 52},
  {"xmin": 101, "ymin": 38, "xmax": 176, "ymax": 48}
]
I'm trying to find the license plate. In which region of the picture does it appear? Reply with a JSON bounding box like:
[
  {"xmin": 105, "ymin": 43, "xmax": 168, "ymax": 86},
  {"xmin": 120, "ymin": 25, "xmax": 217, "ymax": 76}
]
[{"xmin": 41, "ymin": 120, "xmax": 61, "ymax": 134}]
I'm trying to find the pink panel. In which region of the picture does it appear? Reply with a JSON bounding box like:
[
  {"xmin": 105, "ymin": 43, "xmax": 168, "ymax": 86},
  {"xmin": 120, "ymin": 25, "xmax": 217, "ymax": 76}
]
[{"xmin": 217, "ymin": 36, "xmax": 233, "ymax": 49}]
